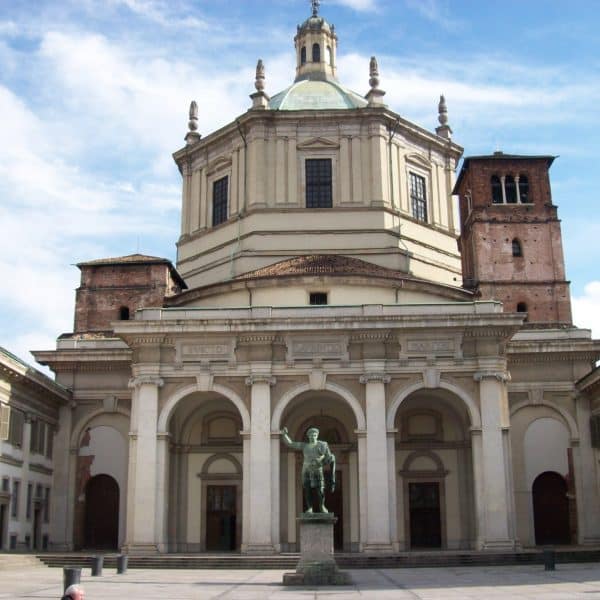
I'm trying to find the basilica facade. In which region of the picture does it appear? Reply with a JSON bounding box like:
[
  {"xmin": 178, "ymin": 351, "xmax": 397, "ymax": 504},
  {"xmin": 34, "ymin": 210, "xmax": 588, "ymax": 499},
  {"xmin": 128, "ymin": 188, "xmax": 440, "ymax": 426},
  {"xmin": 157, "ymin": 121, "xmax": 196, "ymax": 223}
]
[{"xmin": 30, "ymin": 5, "xmax": 600, "ymax": 555}]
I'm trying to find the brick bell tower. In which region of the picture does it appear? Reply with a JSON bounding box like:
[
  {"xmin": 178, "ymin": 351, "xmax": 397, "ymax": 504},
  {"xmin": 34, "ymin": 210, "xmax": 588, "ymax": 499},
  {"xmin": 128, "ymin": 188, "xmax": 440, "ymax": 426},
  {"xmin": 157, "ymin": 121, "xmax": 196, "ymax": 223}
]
[{"xmin": 454, "ymin": 152, "xmax": 572, "ymax": 325}]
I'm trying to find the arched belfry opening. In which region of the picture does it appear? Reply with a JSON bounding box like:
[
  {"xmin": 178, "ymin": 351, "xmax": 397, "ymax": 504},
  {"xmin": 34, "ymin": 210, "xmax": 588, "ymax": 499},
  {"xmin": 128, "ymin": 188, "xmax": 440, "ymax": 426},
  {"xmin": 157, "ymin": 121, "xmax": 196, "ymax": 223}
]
[
  {"xmin": 165, "ymin": 391, "xmax": 244, "ymax": 552},
  {"xmin": 391, "ymin": 389, "xmax": 475, "ymax": 550},
  {"xmin": 276, "ymin": 389, "xmax": 360, "ymax": 552}
]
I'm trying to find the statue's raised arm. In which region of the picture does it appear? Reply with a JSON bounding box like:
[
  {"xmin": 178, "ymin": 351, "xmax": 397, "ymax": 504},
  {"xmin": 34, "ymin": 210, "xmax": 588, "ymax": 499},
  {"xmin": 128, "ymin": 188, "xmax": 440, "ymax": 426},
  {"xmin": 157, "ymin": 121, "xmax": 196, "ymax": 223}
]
[{"xmin": 281, "ymin": 426, "xmax": 304, "ymax": 450}]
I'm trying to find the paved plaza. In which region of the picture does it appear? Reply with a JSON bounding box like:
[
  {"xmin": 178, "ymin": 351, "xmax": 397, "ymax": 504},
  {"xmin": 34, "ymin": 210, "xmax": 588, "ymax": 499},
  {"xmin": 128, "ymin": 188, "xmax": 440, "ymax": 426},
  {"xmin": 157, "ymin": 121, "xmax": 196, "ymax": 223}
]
[{"xmin": 2, "ymin": 563, "xmax": 600, "ymax": 599}]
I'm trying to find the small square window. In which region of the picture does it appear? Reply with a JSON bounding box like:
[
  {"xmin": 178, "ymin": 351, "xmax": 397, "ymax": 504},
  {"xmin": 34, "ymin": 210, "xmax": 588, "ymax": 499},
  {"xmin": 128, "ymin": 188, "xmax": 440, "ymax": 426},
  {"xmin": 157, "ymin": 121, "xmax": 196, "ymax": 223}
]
[
  {"xmin": 309, "ymin": 292, "xmax": 328, "ymax": 305},
  {"xmin": 212, "ymin": 176, "xmax": 229, "ymax": 226}
]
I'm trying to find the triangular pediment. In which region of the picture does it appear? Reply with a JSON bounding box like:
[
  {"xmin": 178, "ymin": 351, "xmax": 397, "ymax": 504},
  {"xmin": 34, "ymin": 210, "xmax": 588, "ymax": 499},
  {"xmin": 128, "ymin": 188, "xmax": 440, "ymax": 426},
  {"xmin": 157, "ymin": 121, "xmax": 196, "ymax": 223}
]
[
  {"xmin": 405, "ymin": 152, "xmax": 432, "ymax": 170},
  {"xmin": 297, "ymin": 137, "xmax": 340, "ymax": 150},
  {"xmin": 207, "ymin": 155, "xmax": 232, "ymax": 175}
]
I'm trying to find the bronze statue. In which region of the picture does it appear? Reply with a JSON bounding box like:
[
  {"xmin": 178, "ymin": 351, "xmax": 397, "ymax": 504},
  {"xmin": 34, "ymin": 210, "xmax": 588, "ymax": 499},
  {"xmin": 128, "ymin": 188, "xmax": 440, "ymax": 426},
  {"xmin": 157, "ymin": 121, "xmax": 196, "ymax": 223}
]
[{"xmin": 281, "ymin": 426, "xmax": 335, "ymax": 513}]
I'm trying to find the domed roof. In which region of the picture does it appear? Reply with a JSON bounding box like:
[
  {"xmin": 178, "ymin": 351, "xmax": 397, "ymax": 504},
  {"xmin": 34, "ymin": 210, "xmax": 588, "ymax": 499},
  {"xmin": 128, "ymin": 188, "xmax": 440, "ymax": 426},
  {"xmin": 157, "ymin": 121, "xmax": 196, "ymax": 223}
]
[
  {"xmin": 269, "ymin": 79, "xmax": 367, "ymax": 111},
  {"xmin": 298, "ymin": 15, "xmax": 333, "ymax": 34}
]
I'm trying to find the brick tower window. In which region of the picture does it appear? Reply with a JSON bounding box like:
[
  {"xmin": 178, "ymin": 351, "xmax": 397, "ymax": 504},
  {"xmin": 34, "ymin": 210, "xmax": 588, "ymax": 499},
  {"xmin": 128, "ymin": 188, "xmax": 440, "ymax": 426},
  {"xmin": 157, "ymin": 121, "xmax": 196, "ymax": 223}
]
[
  {"xmin": 409, "ymin": 172, "xmax": 428, "ymax": 222},
  {"xmin": 491, "ymin": 175, "xmax": 503, "ymax": 204},
  {"xmin": 517, "ymin": 302, "xmax": 528, "ymax": 318},
  {"xmin": 512, "ymin": 239, "xmax": 523, "ymax": 257},
  {"xmin": 519, "ymin": 175, "xmax": 529, "ymax": 203},
  {"xmin": 505, "ymin": 176, "xmax": 517, "ymax": 203},
  {"xmin": 119, "ymin": 306, "xmax": 130, "ymax": 320}
]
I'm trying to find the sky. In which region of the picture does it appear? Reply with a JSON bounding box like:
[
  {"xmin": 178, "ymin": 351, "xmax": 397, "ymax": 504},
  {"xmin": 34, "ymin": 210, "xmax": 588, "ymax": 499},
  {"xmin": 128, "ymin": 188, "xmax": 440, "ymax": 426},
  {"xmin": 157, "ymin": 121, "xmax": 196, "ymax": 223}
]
[{"xmin": 1, "ymin": 0, "xmax": 599, "ymax": 373}]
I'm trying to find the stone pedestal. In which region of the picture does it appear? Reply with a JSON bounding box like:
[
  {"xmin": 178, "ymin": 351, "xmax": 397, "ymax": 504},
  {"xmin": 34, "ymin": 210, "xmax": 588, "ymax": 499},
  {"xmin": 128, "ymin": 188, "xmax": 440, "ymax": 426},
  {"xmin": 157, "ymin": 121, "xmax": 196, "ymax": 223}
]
[{"xmin": 283, "ymin": 513, "xmax": 350, "ymax": 586}]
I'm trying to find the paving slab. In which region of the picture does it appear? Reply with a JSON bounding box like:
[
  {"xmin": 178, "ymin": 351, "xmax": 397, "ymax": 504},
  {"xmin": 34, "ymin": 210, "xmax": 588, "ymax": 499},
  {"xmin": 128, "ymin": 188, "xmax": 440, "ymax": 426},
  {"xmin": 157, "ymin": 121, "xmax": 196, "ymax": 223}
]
[{"xmin": 1, "ymin": 563, "xmax": 600, "ymax": 599}]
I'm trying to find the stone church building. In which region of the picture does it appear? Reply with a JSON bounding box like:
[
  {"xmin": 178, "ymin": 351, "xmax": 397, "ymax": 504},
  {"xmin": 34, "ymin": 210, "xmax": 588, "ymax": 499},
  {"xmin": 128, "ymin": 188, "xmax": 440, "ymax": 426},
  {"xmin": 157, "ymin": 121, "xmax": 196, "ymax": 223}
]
[{"xmin": 27, "ymin": 5, "xmax": 600, "ymax": 554}]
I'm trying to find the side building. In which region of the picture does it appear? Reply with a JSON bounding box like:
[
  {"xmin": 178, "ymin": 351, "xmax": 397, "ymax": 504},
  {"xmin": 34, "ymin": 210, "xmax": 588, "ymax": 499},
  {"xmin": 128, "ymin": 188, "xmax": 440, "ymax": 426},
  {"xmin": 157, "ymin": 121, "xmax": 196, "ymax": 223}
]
[{"xmin": 0, "ymin": 348, "xmax": 71, "ymax": 551}]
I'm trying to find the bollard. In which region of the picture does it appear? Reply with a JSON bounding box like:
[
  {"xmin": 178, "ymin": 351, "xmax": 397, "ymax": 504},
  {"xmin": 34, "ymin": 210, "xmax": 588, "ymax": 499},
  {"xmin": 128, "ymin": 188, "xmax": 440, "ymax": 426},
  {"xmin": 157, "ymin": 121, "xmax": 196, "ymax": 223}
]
[
  {"xmin": 63, "ymin": 567, "xmax": 81, "ymax": 592},
  {"xmin": 543, "ymin": 549, "xmax": 555, "ymax": 571},
  {"xmin": 117, "ymin": 554, "xmax": 128, "ymax": 574},
  {"xmin": 91, "ymin": 554, "xmax": 104, "ymax": 576}
]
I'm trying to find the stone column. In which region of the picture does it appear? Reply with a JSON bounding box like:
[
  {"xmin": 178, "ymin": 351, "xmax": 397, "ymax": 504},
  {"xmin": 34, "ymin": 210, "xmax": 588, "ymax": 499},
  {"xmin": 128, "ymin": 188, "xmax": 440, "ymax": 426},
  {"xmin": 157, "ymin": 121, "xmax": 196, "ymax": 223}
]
[
  {"xmin": 155, "ymin": 432, "xmax": 170, "ymax": 552},
  {"xmin": 573, "ymin": 393, "xmax": 600, "ymax": 544},
  {"xmin": 49, "ymin": 404, "xmax": 73, "ymax": 551},
  {"xmin": 360, "ymin": 372, "xmax": 393, "ymax": 552},
  {"xmin": 244, "ymin": 374, "xmax": 276, "ymax": 553},
  {"xmin": 124, "ymin": 375, "xmax": 163, "ymax": 554},
  {"xmin": 473, "ymin": 370, "xmax": 516, "ymax": 550}
]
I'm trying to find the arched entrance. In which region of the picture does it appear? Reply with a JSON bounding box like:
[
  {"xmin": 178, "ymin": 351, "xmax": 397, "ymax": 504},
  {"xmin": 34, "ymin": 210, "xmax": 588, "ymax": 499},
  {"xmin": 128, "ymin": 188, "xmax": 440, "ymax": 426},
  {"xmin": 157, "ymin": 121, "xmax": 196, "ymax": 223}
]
[
  {"xmin": 275, "ymin": 388, "xmax": 361, "ymax": 552},
  {"xmin": 391, "ymin": 388, "xmax": 476, "ymax": 550},
  {"xmin": 532, "ymin": 471, "xmax": 570, "ymax": 545},
  {"xmin": 84, "ymin": 474, "xmax": 119, "ymax": 549}
]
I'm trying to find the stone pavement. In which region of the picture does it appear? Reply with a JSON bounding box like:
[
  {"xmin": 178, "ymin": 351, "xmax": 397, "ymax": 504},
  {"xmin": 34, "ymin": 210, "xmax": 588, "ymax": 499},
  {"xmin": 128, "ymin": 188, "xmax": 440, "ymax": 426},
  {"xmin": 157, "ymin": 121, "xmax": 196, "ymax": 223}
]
[{"xmin": 2, "ymin": 563, "xmax": 600, "ymax": 599}]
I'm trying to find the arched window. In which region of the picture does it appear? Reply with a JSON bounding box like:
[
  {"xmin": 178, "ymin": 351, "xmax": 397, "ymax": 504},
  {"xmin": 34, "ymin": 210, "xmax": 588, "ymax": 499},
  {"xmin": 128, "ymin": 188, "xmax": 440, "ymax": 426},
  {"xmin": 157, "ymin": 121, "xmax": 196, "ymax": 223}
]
[
  {"xmin": 119, "ymin": 306, "xmax": 130, "ymax": 320},
  {"xmin": 519, "ymin": 174, "xmax": 529, "ymax": 203},
  {"xmin": 491, "ymin": 175, "xmax": 502, "ymax": 204},
  {"xmin": 326, "ymin": 45, "xmax": 332, "ymax": 66},
  {"xmin": 312, "ymin": 43, "xmax": 320, "ymax": 63},
  {"xmin": 505, "ymin": 175, "xmax": 517, "ymax": 203},
  {"xmin": 301, "ymin": 46, "xmax": 306, "ymax": 65},
  {"xmin": 512, "ymin": 238, "xmax": 523, "ymax": 257}
]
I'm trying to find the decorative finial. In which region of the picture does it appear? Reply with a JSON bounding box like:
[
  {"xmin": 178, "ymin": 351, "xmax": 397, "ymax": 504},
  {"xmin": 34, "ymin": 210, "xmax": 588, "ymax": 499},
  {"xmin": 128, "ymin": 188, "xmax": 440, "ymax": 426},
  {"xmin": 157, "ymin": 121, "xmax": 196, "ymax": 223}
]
[
  {"xmin": 369, "ymin": 56, "xmax": 380, "ymax": 89},
  {"xmin": 435, "ymin": 94, "xmax": 452, "ymax": 139},
  {"xmin": 188, "ymin": 100, "xmax": 198, "ymax": 131},
  {"xmin": 255, "ymin": 59, "xmax": 265, "ymax": 92},
  {"xmin": 185, "ymin": 100, "xmax": 201, "ymax": 145},
  {"xmin": 311, "ymin": 0, "xmax": 320, "ymax": 17}
]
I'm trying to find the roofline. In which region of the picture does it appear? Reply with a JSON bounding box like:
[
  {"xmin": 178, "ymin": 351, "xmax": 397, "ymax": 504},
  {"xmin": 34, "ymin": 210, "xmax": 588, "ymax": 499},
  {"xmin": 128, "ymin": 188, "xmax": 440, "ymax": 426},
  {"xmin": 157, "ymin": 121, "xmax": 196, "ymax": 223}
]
[{"xmin": 0, "ymin": 346, "xmax": 72, "ymax": 402}]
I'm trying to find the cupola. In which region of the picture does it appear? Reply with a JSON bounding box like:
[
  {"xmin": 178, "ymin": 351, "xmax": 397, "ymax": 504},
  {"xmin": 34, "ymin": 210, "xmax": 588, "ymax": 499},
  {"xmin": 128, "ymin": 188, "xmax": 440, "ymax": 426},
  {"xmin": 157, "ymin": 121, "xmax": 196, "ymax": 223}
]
[{"xmin": 294, "ymin": 0, "xmax": 338, "ymax": 82}]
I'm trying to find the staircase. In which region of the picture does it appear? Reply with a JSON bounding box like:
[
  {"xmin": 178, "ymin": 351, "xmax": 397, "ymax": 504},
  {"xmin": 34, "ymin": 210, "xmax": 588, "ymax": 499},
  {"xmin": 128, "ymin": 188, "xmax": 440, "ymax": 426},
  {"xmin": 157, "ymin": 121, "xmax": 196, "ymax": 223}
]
[{"xmin": 36, "ymin": 548, "xmax": 600, "ymax": 570}]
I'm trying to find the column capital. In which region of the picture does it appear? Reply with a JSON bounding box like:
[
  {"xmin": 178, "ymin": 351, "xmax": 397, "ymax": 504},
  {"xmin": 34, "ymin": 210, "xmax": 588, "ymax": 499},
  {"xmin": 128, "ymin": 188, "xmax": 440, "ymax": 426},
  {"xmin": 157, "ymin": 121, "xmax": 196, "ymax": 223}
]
[
  {"xmin": 128, "ymin": 375, "xmax": 164, "ymax": 389},
  {"xmin": 245, "ymin": 374, "xmax": 276, "ymax": 386},
  {"xmin": 360, "ymin": 373, "xmax": 391, "ymax": 385},
  {"xmin": 473, "ymin": 371, "xmax": 511, "ymax": 383}
]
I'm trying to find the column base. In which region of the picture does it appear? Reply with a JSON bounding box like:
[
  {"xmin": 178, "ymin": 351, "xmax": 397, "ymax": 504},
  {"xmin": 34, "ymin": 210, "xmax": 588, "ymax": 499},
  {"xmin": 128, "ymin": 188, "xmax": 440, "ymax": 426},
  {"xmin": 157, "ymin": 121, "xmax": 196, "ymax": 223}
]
[
  {"xmin": 362, "ymin": 542, "xmax": 395, "ymax": 553},
  {"xmin": 243, "ymin": 543, "xmax": 277, "ymax": 555},
  {"xmin": 582, "ymin": 536, "xmax": 600, "ymax": 545},
  {"xmin": 121, "ymin": 543, "xmax": 159, "ymax": 555}
]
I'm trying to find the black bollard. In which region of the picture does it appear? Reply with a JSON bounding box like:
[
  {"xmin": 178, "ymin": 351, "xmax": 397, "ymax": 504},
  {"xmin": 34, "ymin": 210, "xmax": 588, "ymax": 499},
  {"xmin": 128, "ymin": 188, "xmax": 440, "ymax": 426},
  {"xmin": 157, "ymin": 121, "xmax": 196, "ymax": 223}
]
[
  {"xmin": 63, "ymin": 567, "xmax": 81, "ymax": 592},
  {"xmin": 91, "ymin": 555, "xmax": 104, "ymax": 576},
  {"xmin": 116, "ymin": 554, "xmax": 128, "ymax": 574},
  {"xmin": 543, "ymin": 549, "xmax": 555, "ymax": 571}
]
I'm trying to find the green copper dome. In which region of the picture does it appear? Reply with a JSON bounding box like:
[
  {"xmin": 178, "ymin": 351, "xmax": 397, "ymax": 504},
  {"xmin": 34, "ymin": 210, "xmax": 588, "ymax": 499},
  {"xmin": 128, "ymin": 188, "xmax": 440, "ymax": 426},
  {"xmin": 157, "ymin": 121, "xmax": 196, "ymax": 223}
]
[{"xmin": 269, "ymin": 79, "xmax": 368, "ymax": 111}]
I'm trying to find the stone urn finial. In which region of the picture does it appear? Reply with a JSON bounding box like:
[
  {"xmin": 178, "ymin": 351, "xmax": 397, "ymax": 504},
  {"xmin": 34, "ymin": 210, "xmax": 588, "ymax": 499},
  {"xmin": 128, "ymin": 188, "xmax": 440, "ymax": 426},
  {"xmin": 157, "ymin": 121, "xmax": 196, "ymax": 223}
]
[
  {"xmin": 184, "ymin": 100, "xmax": 201, "ymax": 145},
  {"xmin": 435, "ymin": 94, "xmax": 452, "ymax": 139},
  {"xmin": 255, "ymin": 59, "xmax": 265, "ymax": 92},
  {"xmin": 369, "ymin": 56, "xmax": 379, "ymax": 90}
]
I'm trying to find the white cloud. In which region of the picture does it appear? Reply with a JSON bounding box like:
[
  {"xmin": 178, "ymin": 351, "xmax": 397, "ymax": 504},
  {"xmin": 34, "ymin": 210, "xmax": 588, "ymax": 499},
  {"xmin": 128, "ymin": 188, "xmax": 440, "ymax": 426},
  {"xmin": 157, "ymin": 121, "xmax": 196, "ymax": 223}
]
[
  {"xmin": 404, "ymin": 0, "xmax": 463, "ymax": 31},
  {"xmin": 333, "ymin": 0, "xmax": 379, "ymax": 11},
  {"xmin": 573, "ymin": 282, "xmax": 600, "ymax": 339}
]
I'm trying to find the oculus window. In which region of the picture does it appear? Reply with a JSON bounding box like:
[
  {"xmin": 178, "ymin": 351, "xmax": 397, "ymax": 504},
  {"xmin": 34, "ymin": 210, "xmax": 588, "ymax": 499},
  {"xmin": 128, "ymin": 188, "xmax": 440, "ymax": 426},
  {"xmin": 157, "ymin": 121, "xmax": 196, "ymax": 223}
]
[
  {"xmin": 305, "ymin": 159, "xmax": 332, "ymax": 208},
  {"xmin": 409, "ymin": 172, "xmax": 428, "ymax": 222},
  {"xmin": 212, "ymin": 176, "xmax": 229, "ymax": 226}
]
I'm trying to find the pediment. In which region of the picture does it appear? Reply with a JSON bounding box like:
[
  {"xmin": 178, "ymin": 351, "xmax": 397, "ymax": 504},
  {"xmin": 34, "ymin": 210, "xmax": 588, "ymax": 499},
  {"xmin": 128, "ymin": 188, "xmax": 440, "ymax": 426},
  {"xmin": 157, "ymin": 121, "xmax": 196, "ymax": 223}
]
[
  {"xmin": 297, "ymin": 137, "xmax": 340, "ymax": 151},
  {"xmin": 405, "ymin": 152, "xmax": 432, "ymax": 170},
  {"xmin": 207, "ymin": 155, "xmax": 232, "ymax": 175}
]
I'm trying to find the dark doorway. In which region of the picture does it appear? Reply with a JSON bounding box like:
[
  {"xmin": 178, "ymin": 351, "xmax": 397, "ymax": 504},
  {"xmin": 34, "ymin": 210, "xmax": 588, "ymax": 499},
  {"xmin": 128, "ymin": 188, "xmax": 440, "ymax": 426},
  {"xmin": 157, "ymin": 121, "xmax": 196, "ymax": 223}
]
[
  {"xmin": 206, "ymin": 485, "xmax": 237, "ymax": 551},
  {"xmin": 409, "ymin": 482, "xmax": 442, "ymax": 548},
  {"xmin": 32, "ymin": 505, "xmax": 41, "ymax": 550},
  {"xmin": 0, "ymin": 504, "xmax": 6, "ymax": 550},
  {"xmin": 84, "ymin": 474, "xmax": 119, "ymax": 550},
  {"xmin": 533, "ymin": 471, "xmax": 570, "ymax": 545}
]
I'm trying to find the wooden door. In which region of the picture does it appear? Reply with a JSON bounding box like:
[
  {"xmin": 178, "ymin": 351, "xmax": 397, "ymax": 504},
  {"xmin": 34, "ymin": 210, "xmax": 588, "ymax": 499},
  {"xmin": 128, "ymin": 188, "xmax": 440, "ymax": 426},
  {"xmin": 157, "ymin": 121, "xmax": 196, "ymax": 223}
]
[
  {"xmin": 206, "ymin": 485, "xmax": 237, "ymax": 551},
  {"xmin": 409, "ymin": 482, "xmax": 442, "ymax": 548},
  {"xmin": 533, "ymin": 471, "xmax": 570, "ymax": 545},
  {"xmin": 84, "ymin": 474, "xmax": 119, "ymax": 550}
]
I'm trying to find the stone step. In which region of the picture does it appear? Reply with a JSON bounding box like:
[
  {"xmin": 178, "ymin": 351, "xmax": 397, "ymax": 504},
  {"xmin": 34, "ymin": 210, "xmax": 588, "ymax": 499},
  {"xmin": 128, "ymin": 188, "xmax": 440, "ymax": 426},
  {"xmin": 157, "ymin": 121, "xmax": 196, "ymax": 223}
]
[{"xmin": 36, "ymin": 549, "xmax": 600, "ymax": 570}]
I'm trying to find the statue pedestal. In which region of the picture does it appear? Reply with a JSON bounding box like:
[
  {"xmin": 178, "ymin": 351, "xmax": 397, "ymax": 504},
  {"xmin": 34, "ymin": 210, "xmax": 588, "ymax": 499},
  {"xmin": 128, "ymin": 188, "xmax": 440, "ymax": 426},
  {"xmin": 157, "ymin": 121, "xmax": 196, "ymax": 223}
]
[{"xmin": 283, "ymin": 513, "xmax": 351, "ymax": 586}]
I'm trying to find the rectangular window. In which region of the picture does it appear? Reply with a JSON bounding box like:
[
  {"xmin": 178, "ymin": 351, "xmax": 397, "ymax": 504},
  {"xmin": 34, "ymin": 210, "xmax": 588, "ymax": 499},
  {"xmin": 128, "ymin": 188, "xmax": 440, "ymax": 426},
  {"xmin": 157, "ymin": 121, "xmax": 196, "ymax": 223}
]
[
  {"xmin": 11, "ymin": 481, "xmax": 19, "ymax": 518},
  {"xmin": 309, "ymin": 292, "xmax": 328, "ymax": 305},
  {"xmin": 2, "ymin": 477, "xmax": 9, "ymax": 492},
  {"xmin": 0, "ymin": 404, "xmax": 9, "ymax": 440},
  {"xmin": 212, "ymin": 176, "xmax": 229, "ymax": 226},
  {"xmin": 26, "ymin": 483, "xmax": 32, "ymax": 520},
  {"xmin": 30, "ymin": 420, "xmax": 38, "ymax": 453},
  {"xmin": 46, "ymin": 426, "xmax": 54, "ymax": 459},
  {"xmin": 8, "ymin": 409, "xmax": 24, "ymax": 447},
  {"xmin": 305, "ymin": 159, "xmax": 332, "ymax": 208},
  {"xmin": 409, "ymin": 172, "xmax": 428, "ymax": 222}
]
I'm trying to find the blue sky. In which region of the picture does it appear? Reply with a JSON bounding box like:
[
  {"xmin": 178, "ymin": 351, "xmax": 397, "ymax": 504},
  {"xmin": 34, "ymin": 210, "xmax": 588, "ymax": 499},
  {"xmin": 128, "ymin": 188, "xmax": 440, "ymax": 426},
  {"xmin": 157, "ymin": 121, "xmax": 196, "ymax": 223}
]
[{"xmin": 1, "ymin": 0, "xmax": 599, "ymax": 370}]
